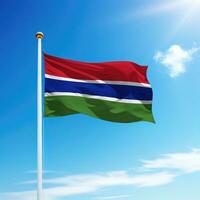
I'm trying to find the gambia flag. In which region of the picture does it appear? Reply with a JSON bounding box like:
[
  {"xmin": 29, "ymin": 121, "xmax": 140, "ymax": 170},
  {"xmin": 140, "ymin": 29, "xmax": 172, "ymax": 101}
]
[{"xmin": 44, "ymin": 54, "xmax": 154, "ymax": 123}]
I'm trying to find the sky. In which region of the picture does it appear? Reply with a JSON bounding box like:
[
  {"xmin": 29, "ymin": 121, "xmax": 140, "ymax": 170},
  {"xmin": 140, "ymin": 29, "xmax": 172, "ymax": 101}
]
[{"xmin": 0, "ymin": 0, "xmax": 200, "ymax": 199}]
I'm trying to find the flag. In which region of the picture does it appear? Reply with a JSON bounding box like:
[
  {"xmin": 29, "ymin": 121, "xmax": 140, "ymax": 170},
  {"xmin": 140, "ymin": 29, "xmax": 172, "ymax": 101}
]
[{"xmin": 44, "ymin": 54, "xmax": 154, "ymax": 123}]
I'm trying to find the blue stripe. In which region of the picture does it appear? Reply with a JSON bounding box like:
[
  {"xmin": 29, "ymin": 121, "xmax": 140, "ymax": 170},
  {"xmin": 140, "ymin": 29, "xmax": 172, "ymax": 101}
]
[{"xmin": 45, "ymin": 78, "xmax": 152, "ymax": 101}]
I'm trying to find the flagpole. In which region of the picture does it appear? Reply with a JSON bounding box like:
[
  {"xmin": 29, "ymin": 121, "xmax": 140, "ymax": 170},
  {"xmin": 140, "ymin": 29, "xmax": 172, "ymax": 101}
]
[{"xmin": 36, "ymin": 32, "xmax": 44, "ymax": 200}]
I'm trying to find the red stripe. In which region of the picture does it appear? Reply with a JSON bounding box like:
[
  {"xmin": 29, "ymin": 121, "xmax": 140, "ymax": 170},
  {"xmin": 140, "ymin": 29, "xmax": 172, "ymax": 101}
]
[{"xmin": 44, "ymin": 54, "xmax": 149, "ymax": 84}]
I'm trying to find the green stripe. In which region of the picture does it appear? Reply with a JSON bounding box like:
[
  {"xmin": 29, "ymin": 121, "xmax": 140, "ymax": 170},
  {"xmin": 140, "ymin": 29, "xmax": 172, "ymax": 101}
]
[{"xmin": 45, "ymin": 96, "xmax": 155, "ymax": 123}]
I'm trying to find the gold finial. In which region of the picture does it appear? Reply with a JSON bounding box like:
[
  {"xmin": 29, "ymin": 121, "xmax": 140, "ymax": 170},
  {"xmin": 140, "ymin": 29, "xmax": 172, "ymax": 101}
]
[{"xmin": 36, "ymin": 32, "xmax": 44, "ymax": 39}]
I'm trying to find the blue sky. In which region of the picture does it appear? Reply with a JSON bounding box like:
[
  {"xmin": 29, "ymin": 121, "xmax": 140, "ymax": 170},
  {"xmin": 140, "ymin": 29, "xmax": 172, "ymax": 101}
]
[{"xmin": 0, "ymin": 0, "xmax": 200, "ymax": 199}]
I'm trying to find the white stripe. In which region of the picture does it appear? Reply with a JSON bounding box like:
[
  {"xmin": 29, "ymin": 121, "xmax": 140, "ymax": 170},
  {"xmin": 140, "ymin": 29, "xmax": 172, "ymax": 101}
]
[
  {"xmin": 45, "ymin": 92, "xmax": 152, "ymax": 104},
  {"xmin": 45, "ymin": 74, "xmax": 151, "ymax": 88}
]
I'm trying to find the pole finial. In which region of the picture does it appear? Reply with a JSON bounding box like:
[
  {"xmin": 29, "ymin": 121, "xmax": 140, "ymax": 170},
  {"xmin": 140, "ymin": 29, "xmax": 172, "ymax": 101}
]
[{"xmin": 36, "ymin": 32, "xmax": 44, "ymax": 39}]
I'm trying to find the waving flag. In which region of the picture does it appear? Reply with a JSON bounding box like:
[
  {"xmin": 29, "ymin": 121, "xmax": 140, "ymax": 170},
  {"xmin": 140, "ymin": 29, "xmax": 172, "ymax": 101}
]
[{"xmin": 44, "ymin": 54, "xmax": 154, "ymax": 123}]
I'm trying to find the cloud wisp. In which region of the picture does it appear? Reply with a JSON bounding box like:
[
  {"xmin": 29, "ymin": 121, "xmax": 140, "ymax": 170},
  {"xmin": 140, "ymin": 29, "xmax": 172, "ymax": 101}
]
[
  {"xmin": 26, "ymin": 170, "xmax": 57, "ymax": 174},
  {"xmin": 0, "ymin": 171, "xmax": 175, "ymax": 200},
  {"xmin": 1, "ymin": 149, "xmax": 200, "ymax": 200},
  {"xmin": 142, "ymin": 149, "xmax": 200, "ymax": 173},
  {"xmin": 94, "ymin": 194, "xmax": 132, "ymax": 199},
  {"xmin": 154, "ymin": 44, "xmax": 199, "ymax": 77}
]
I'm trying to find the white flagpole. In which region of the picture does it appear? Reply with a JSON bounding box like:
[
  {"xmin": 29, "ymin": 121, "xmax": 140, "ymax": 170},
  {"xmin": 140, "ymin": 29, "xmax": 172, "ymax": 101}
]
[{"xmin": 36, "ymin": 32, "xmax": 44, "ymax": 200}]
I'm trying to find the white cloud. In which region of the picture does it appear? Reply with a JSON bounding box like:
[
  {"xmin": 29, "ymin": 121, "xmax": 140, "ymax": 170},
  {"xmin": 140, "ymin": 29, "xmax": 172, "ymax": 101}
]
[
  {"xmin": 2, "ymin": 149, "xmax": 200, "ymax": 200},
  {"xmin": 0, "ymin": 191, "xmax": 36, "ymax": 200},
  {"xmin": 21, "ymin": 170, "xmax": 174, "ymax": 187},
  {"xmin": 142, "ymin": 149, "xmax": 200, "ymax": 173},
  {"xmin": 154, "ymin": 44, "xmax": 199, "ymax": 77},
  {"xmin": 0, "ymin": 171, "xmax": 175, "ymax": 200},
  {"xmin": 44, "ymin": 171, "xmax": 174, "ymax": 187}
]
